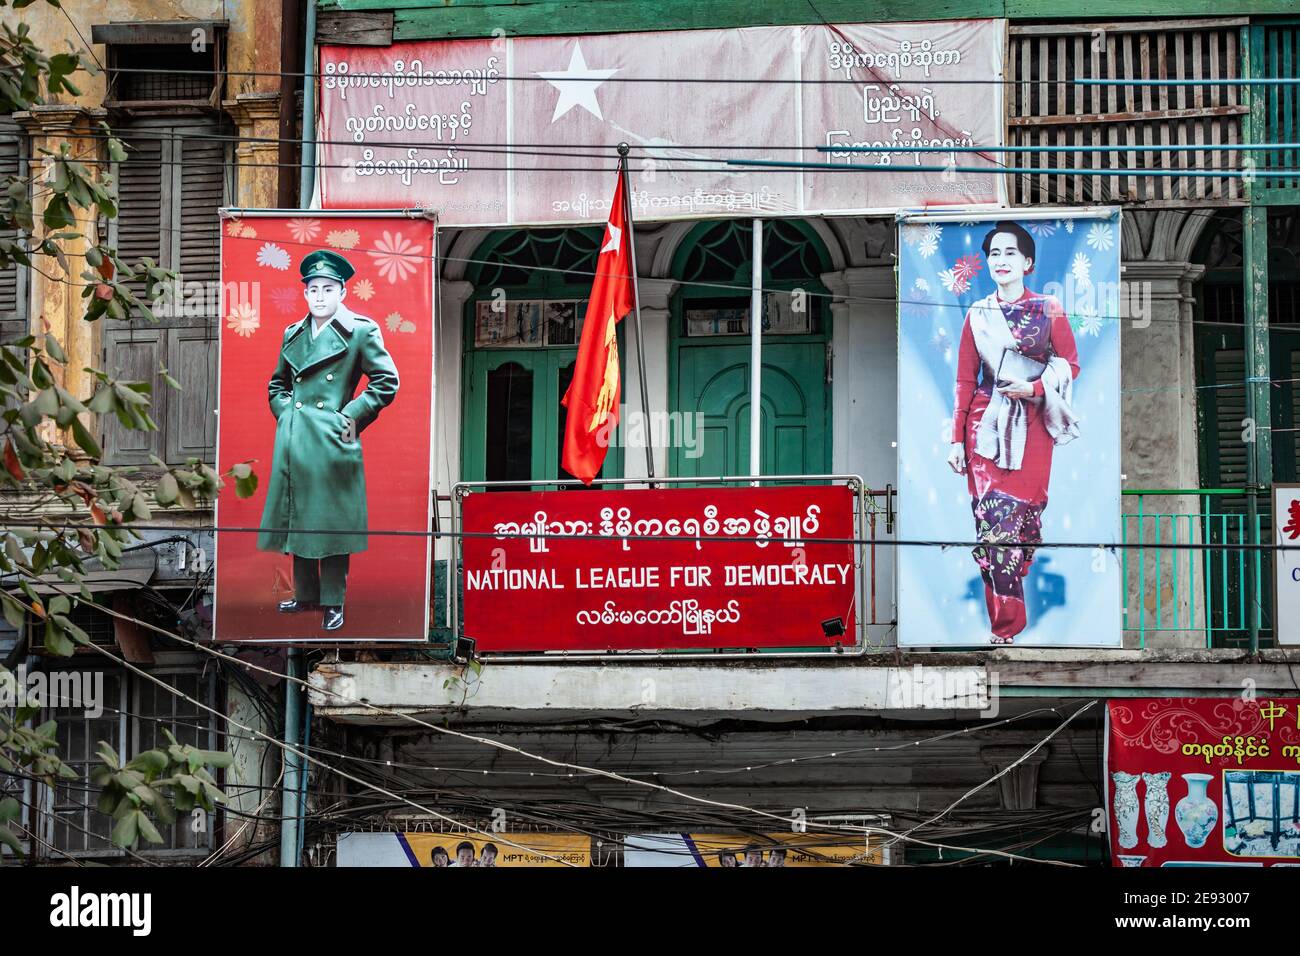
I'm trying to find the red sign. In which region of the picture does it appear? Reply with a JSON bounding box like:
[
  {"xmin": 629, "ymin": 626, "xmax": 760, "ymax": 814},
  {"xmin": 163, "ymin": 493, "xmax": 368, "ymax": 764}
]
[
  {"xmin": 1106, "ymin": 698, "xmax": 1300, "ymax": 866},
  {"xmin": 462, "ymin": 485, "xmax": 857, "ymax": 652},
  {"xmin": 214, "ymin": 214, "xmax": 436, "ymax": 641}
]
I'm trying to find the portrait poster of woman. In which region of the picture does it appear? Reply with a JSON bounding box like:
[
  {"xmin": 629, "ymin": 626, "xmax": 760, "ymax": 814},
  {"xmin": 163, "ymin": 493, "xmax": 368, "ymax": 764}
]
[
  {"xmin": 213, "ymin": 213, "xmax": 437, "ymax": 642},
  {"xmin": 896, "ymin": 210, "xmax": 1122, "ymax": 648}
]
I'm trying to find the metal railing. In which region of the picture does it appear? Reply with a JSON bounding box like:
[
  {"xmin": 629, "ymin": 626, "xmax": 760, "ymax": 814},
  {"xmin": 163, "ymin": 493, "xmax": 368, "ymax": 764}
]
[{"xmin": 1122, "ymin": 489, "xmax": 1269, "ymax": 649}]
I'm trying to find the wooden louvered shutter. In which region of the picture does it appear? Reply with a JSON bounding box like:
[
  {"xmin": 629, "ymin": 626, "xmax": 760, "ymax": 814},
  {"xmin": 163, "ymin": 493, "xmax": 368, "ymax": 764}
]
[
  {"xmin": 104, "ymin": 121, "xmax": 225, "ymax": 466},
  {"xmin": 162, "ymin": 128, "xmax": 222, "ymax": 463},
  {"xmin": 0, "ymin": 117, "xmax": 27, "ymax": 345}
]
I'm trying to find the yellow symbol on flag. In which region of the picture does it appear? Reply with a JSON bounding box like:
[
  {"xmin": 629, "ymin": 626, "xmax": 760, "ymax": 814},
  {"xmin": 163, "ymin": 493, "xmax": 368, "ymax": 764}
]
[{"xmin": 588, "ymin": 309, "xmax": 620, "ymax": 433}]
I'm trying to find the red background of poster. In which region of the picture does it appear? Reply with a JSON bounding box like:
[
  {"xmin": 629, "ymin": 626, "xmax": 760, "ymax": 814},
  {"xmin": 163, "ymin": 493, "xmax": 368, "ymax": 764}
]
[
  {"xmin": 462, "ymin": 485, "xmax": 857, "ymax": 652},
  {"xmin": 214, "ymin": 215, "xmax": 434, "ymax": 641},
  {"xmin": 1106, "ymin": 697, "xmax": 1300, "ymax": 866}
]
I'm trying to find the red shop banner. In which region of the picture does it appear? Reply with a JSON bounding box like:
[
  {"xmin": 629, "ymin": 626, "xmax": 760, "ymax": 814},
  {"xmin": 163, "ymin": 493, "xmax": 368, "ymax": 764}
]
[
  {"xmin": 461, "ymin": 485, "xmax": 858, "ymax": 652},
  {"xmin": 1106, "ymin": 697, "xmax": 1300, "ymax": 867}
]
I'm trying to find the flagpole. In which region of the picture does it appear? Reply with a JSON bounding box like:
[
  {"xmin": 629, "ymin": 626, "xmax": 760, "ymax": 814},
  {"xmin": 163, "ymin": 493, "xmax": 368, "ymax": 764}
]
[{"xmin": 617, "ymin": 143, "xmax": 656, "ymax": 485}]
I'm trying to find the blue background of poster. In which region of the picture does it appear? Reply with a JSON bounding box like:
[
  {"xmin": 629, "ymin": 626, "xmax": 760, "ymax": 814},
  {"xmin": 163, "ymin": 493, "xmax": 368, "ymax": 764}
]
[{"xmin": 896, "ymin": 211, "xmax": 1122, "ymax": 647}]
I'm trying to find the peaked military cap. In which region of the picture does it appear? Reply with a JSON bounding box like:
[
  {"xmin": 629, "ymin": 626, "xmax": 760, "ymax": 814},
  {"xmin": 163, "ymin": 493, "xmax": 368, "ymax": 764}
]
[{"xmin": 300, "ymin": 249, "xmax": 355, "ymax": 284}]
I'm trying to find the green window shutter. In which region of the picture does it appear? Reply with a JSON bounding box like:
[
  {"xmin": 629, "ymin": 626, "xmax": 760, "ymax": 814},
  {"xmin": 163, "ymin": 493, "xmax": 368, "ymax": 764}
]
[
  {"xmin": 104, "ymin": 120, "xmax": 226, "ymax": 466},
  {"xmin": 0, "ymin": 116, "xmax": 27, "ymax": 345}
]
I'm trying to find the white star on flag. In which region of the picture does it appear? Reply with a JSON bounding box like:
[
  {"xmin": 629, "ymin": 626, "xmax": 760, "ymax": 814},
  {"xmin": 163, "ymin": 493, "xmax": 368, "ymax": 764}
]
[
  {"xmin": 601, "ymin": 223, "xmax": 622, "ymax": 255},
  {"xmin": 537, "ymin": 42, "xmax": 618, "ymax": 122}
]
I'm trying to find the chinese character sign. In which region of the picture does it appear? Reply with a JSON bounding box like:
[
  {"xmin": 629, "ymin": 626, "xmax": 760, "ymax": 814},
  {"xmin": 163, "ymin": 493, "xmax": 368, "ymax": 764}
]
[
  {"xmin": 214, "ymin": 215, "xmax": 436, "ymax": 642},
  {"xmin": 1107, "ymin": 698, "xmax": 1300, "ymax": 866},
  {"xmin": 461, "ymin": 484, "xmax": 857, "ymax": 652},
  {"xmin": 316, "ymin": 20, "xmax": 1005, "ymax": 224},
  {"xmin": 1276, "ymin": 484, "xmax": 1300, "ymax": 646},
  {"xmin": 896, "ymin": 210, "xmax": 1123, "ymax": 648}
]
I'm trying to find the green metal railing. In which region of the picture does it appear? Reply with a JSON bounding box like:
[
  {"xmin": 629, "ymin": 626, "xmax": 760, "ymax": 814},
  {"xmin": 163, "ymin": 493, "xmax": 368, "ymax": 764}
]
[{"xmin": 1122, "ymin": 489, "xmax": 1271, "ymax": 649}]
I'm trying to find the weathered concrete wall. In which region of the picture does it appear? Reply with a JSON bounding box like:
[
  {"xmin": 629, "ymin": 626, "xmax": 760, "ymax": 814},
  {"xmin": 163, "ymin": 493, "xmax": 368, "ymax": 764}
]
[{"xmin": 1, "ymin": 0, "xmax": 278, "ymax": 105}]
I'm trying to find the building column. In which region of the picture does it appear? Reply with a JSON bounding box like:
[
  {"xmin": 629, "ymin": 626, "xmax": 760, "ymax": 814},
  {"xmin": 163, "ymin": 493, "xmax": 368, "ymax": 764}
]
[
  {"xmin": 1120, "ymin": 260, "xmax": 1205, "ymax": 648},
  {"xmin": 980, "ymin": 745, "xmax": 1050, "ymax": 811},
  {"xmin": 224, "ymin": 92, "xmax": 283, "ymax": 209},
  {"xmin": 435, "ymin": 279, "xmax": 472, "ymax": 560},
  {"xmin": 622, "ymin": 277, "xmax": 677, "ymax": 482},
  {"xmin": 14, "ymin": 106, "xmax": 104, "ymax": 450}
]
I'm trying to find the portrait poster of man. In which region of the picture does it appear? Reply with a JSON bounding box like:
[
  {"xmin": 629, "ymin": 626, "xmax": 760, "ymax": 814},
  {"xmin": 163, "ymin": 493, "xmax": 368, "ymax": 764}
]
[
  {"xmin": 214, "ymin": 213, "xmax": 436, "ymax": 641},
  {"xmin": 896, "ymin": 210, "xmax": 1122, "ymax": 648}
]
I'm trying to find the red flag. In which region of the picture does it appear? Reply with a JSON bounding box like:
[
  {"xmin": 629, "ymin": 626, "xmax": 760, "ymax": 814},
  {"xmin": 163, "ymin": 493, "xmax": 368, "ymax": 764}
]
[{"xmin": 561, "ymin": 168, "xmax": 635, "ymax": 484}]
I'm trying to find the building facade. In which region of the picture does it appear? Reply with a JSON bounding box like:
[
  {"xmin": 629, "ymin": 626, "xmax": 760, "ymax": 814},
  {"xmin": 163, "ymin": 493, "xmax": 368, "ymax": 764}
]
[{"xmin": 2, "ymin": 0, "xmax": 1299, "ymax": 865}]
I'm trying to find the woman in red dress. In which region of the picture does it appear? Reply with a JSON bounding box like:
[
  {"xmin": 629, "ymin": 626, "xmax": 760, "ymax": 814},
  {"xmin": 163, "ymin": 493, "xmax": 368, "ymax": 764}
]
[{"xmin": 947, "ymin": 222, "xmax": 1080, "ymax": 644}]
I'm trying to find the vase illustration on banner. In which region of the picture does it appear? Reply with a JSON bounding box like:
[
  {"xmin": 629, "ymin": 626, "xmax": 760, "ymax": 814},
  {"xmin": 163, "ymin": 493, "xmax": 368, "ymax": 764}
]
[
  {"xmin": 1142, "ymin": 771, "xmax": 1171, "ymax": 849},
  {"xmin": 1117, "ymin": 855, "xmax": 1147, "ymax": 867},
  {"xmin": 1111, "ymin": 771, "xmax": 1141, "ymax": 849},
  {"xmin": 1174, "ymin": 773, "xmax": 1218, "ymax": 849}
]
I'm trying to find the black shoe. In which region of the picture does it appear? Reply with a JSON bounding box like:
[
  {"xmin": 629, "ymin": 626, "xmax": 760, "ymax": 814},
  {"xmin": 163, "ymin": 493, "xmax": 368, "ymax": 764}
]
[
  {"xmin": 322, "ymin": 606, "xmax": 344, "ymax": 631},
  {"xmin": 278, "ymin": 600, "xmax": 317, "ymax": 613}
]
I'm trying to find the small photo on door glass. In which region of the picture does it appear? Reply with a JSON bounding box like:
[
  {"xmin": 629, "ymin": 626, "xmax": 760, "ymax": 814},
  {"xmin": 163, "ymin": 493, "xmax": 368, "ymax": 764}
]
[
  {"xmin": 476, "ymin": 299, "xmax": 544, "ymax": 347},
  {"xmin": 545, "ymin": 300, "xmax": 577, "ymax": 345}
]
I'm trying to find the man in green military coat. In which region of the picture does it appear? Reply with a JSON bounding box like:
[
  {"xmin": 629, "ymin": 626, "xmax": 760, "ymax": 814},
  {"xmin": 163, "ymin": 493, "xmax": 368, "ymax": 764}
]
[{"xmin": 257, "ymin": 249, "xmax": 400, "ymax": 631}]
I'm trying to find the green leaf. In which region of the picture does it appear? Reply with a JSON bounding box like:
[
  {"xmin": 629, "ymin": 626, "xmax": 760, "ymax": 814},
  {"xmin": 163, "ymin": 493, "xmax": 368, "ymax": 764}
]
[
  {"xmin": 0, "ymin": 592, "xmax": 26, "ymax": 631},
  {"xmin": 130, "ymin": 749, "xmax": 168, "ymax": 775},
  {"xmin": 235, "ymin": 472, "xmax": 258, "ymax": 499},
  {"xmin": 87, "ymin": 386, "xmax": 115, "ymax": 414},
  {"xmin": 33, "ymin": 387, "xmax": 58, "ymax": 418},
  {"xmin": 70, "ymin": 417, "xmax": 101, "ymax": 459},
  {"xmin": 43, "ymin": 333, "xmax": 67, "ymax": 364},
  {"xmin": 110, "ymin": 809, "xmax": 139, "ymax": 848},
  {"xmin": 43, "ymin": 620, "xmax": 75, "ymax": 657},
  {"xmin": 0, "ymin": 825, "xmax": 21, "ymax": 855},
  {"xmin": 155, "ymin": 472, "xmax": 178, "ymax": 506},
  {"xmin": 135, "ymin": 812, "xmax": 163, "ymax": 845},
  {"xmin": 0, "ymin": 796, "xmax": 19, "ymax": 822},
  {"xmin": 47, "ymin": 595, "xmax": 69, "ymax": 616}
]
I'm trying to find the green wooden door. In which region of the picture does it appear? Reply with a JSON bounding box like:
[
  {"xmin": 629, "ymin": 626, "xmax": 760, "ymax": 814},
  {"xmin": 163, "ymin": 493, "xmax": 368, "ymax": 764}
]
[
  {"xmin": 672, "ymin": 341, "xmax": 828, "ymax": 478},
  {"xmin": 463, "ymin": 347, "xmax": 625, "ymax": 487}
]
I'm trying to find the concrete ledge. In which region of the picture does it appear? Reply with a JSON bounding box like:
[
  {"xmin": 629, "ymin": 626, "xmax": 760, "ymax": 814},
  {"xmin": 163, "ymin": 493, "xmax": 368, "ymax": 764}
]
[{"xmin": 309, "ymin": 650, "xmax": 1300, "ymax": 724}]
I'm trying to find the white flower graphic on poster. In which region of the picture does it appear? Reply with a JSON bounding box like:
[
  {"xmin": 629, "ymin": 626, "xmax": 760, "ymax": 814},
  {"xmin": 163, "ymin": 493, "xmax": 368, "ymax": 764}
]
[
  {"xmin": 226, "ymin": 302, "xmax": 260, "ymax": 337},
  {"xmin": 369, "ymin": 231, "xmax": 423, "ymax": 283},
  {"xmin": 1027, "ymin": 221, "xmax": 1058, "ymax": 238},
  {"xmin": 1086, "ymin": 222, "xmax": 1114, "ymax": 251},
  {"xmin": 1070, "ymin": 252, "xmax": 1092, "ymax": 285},
  {"xmin": 351, "ymin": 278, "xmax": 375, "ymax": 302},
  {"xmin": 257, "ymin": 243, "xmax": 291, "ymax": 271},
  {"xmin": 327, "ymin": 228, "xmax": 360, "ymax": 250},
  {"xmin": 916, "ymin": 223, "xmax": 942, "ymax": 259},
  {"xmin": 287, "ymin": 218, "xmax": 322, "ymax": 243}
]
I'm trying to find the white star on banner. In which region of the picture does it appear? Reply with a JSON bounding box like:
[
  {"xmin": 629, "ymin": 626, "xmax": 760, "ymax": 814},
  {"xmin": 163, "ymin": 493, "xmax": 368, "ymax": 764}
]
[
  {"xmin": 537, "ymin": 42, "xmax": 618, "ymax": 123},
  {"xmin": 601, "ymin": 223, "xmax": 622, "ymax": 254}
]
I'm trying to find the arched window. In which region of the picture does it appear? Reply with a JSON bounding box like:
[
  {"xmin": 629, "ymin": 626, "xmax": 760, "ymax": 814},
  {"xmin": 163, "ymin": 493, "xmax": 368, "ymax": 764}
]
[
  {"xmin": 669, "ymin": 220, "xmax": 833, "ymax": 478},
  {"xmin": 462, "ymin": 228, "xmax": 622, "ymax": 486}
]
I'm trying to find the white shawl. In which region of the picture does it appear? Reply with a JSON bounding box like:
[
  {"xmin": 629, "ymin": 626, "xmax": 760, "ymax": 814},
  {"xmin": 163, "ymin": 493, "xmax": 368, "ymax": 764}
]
[{"xmin": 967, "ymin": 292, "xmax": 1079, "ymax": 471}]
